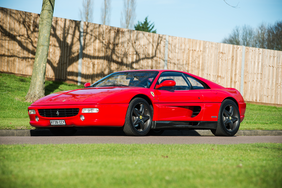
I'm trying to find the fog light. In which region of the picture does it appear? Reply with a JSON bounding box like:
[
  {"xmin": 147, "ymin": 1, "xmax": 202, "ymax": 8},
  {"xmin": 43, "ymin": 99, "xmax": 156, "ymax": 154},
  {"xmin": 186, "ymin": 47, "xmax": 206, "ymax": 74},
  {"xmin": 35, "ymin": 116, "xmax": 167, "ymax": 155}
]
[
  {"xmin": 35, "ymin": 116, "xmax": 39, "ymax": 122},
  {"xmin": 29, "ymin": 110, "xmax": 36, "ymax": 114},
  {"xmin": 82, "ymin": 108, "xmax": 99, "ymax": 113},
  {"xmin": 80, "ymin": 115, "xmax": 85, "ymax": 121}
]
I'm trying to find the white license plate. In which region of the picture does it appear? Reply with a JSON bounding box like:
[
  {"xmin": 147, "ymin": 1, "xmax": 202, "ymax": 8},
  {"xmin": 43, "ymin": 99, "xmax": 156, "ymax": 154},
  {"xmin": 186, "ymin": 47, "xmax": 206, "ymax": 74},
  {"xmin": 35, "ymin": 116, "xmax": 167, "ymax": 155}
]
[{"xmin": 50, "ymin": 120, "xmax": 66, "ymax": 125}]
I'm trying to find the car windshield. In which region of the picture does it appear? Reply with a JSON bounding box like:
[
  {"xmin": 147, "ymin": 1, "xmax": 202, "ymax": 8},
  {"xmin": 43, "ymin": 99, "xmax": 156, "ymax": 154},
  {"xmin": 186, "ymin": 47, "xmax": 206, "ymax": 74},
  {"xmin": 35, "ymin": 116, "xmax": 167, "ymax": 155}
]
[{"xmin": 92, "ymin": 71, "xmax": 159, "ymax": 88}]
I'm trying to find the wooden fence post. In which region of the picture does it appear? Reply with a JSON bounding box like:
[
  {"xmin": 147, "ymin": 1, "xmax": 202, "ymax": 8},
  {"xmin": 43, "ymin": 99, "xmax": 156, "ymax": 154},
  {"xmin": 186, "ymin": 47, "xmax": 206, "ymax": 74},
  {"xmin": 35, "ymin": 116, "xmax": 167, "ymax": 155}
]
[
  {"xmin": 164, "ymin": 35, "xmax": 168, "ymax": 69},
  {"xmin": 78, "ymin": 21, "xmax": 84, "ymax": 85},
  {"xmin": 240, "ymin": 46, "xmax": 246, "ymax": 95}
]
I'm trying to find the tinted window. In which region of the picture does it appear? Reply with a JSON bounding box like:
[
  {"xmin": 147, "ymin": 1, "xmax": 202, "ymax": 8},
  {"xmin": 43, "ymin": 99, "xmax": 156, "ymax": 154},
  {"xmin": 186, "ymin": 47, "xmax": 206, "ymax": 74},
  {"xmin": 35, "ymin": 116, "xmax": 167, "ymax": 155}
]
[
  {"xmin": 157, "ymin": 72, "xmax": 191, "ymax": 90},
  {"xmin": 92, "ymin": 71, "xmax": 158, "ymax": 88},
  {"xmin": 186, "ymin": 75, "xmax": 205, "ymax": 89}
]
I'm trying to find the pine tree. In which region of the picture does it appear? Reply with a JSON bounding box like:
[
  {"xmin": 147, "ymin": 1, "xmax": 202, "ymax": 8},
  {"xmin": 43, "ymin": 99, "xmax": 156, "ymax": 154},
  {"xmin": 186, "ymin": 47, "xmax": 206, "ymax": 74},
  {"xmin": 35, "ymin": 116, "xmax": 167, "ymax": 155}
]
[{"xmin": 134, "ymin": 16, "xmax": 156, "ymax": 33}]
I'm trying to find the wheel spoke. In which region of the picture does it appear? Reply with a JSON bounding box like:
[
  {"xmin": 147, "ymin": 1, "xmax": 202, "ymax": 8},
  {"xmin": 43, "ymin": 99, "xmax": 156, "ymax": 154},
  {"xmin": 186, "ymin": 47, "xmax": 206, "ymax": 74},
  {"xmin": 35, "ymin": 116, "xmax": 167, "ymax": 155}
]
[
  {"xmin": 229, "ymin": 106, "xmax": 234, "ymax": 116},
  {"xmin": 142, "ymin": 115, "xmax": 150, "ymax": 123},
  {"xmin": 139, "ymin": 104, "xmax": 144, "ymax": 115},
  {"xmin": 224, "ymin": 119, "xmax": 233, "ymax": 129},
  {"xmin": 223, "ymin": 119, "xmax": 229, "ymax": 126},
  {"xmin": 223, "ymin": 109, "xmax": 230, "ymax": 117},
  {"xmin": 133, "ymin": 108, "xmax": 140, "ymax": 116},
  {"xmin": 139, "ymin": 120, "xmax": 145, "ymax": 130},
  {"xmin": 231, "ymin": 116, "xmax": 238, "ymax": 123},
  {"xmin": 229, "ymin": 122, "xmax": 233, "ymax": 130},
  {"xmin": 133, "ymin": 118, "xmax": 139, "ymax": 126}
]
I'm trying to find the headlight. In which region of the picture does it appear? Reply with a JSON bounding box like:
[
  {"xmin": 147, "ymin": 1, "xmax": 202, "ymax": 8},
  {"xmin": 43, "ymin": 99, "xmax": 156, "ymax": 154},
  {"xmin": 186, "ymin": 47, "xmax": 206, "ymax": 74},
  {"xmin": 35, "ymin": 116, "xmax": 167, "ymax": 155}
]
[
  {"xmin": 28, "ymin": 110, "xmax": 36, "ymax": 114},
  {"xmin": 82, "ymin": 108, "xmax": 99, "ymax": 113}
]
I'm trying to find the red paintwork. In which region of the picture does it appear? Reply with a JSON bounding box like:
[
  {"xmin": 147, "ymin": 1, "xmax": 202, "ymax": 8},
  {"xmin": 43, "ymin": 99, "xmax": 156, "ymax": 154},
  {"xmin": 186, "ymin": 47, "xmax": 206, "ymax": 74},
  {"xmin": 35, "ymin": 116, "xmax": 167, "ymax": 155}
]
[
  {"xmin": 84, "ymin": 82, "xmax": 91, "ymax": 87},
  {"xmin": 155, "ymin": 80, "xmax": 176, "ymax": 89},
  {"xmin": 28, "ymin": 70, "xmax": 246, "ymax": 128}
]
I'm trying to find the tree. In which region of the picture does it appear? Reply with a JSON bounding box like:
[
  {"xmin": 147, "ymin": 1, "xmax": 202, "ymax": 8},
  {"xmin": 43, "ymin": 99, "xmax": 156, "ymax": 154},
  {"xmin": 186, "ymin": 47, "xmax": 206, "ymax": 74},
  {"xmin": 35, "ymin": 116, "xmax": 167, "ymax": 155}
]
[
  {"xmin": 25, "ymin": 0, "xmax": 55, "ymax": 102},
  {"xmin": 222, "ymin": 25, "xmax": 255, "ymax": 47},
  {"xmin": 222, "ymin": 21, "xmax": 282, "ymax": 51},
  {"xmin": 267, "ymin": 21, "xmax": 282, "ymax": 51},
  {"xmin": 241, "ymin": 25, "xmax": 255, "ymax": 47},
  {"xmin": 120, "ymin": 0, "xmax": 136, "ymax": 29},
  {"xmin": 80, "ymin": 0, "xmax": 94, "ymax": 22},
  {"xmin": 222, "ymin": 26, "xmax": 240, "ymax": 45},
  {"xmin": 134, "ymin": 16, "xmax": 156, "ymax": 33},
  {"xmin": 101, "ymin": 0, "xmax": 111, "ymax": 25},
  {"xmin": 254, "ymin": 23, "xmax": 268, "ymax": 49}
]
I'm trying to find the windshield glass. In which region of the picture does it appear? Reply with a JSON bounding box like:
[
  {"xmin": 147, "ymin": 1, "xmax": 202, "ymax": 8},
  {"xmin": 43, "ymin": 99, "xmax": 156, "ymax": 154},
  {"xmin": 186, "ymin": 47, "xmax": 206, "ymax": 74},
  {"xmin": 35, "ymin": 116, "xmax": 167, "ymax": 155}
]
[{"xmin": 92, "ymin": 71, "xmax": 159, "ymax": 88}]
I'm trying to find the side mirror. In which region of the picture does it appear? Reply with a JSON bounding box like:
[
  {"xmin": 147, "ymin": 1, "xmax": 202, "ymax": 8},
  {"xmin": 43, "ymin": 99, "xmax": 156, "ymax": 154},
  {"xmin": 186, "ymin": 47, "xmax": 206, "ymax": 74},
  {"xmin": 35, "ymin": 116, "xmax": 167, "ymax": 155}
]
[
  {"xmin": 84, "ymin": 82, "xmax": 91, "ymax": 87},
  {"xmin": 155, "ymin": 80, "xmax": 176, "ymax": 89}
]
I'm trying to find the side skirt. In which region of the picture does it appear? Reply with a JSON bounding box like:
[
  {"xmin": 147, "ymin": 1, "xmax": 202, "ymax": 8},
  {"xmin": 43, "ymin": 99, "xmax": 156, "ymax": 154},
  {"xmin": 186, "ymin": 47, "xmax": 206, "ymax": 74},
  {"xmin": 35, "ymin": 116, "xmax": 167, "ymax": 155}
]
[{"xmin": 153, "ymin": 121, "xmax": 217, "ymax": 130}]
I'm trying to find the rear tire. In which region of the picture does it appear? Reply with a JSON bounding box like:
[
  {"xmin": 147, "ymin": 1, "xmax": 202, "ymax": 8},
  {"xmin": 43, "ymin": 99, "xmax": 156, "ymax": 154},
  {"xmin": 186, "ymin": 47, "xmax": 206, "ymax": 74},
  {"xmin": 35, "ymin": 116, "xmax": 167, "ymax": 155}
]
[
  {"xmin": 123, "ymin": 98, "xmax": 152, "ymax": 136},
  {"xmin": 212, "ymin": 99, "xmax": 240, "ymax": 136}
]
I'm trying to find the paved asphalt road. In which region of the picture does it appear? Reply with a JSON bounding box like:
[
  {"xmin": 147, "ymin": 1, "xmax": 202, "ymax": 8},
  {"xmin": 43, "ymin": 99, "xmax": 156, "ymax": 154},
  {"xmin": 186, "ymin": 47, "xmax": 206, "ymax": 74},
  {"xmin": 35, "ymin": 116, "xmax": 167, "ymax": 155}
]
[{"xmin": 1, "ymin": 136, "xmax": 282, "ymax": 145}]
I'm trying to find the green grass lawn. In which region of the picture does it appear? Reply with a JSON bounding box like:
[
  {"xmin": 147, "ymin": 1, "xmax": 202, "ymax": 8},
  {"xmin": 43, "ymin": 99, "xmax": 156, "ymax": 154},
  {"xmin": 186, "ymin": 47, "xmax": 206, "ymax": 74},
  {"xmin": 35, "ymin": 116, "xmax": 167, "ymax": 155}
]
[
  {"xmin": 0, "ymin": 73, "xmax": 281, "ymax": 130},
  {"xmin": 241, "ymin": 103, "xmax": 282, "ymax": 130},
  {"xmin": 0, "ymin": 143, "xmax": 281, "ymax": 188},
  {"xmin": 0, "ymin": 73, "xmax": 83, "ymax": 129}
]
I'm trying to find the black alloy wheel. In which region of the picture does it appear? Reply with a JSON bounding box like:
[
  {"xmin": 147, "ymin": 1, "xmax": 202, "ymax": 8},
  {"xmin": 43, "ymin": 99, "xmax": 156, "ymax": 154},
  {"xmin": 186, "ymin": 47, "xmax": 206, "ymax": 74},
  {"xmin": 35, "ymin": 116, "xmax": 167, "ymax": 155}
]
[
  {"xmin": 222, "ymin": 105, "xmax": 239, "ymax": 131},
  {"xmin": 212, "ymin": 99, "xmax": 240, "ymax": 136},
  {"xmin": 123, "ymin": 98, "xmax": 152, "ymax": 136}
]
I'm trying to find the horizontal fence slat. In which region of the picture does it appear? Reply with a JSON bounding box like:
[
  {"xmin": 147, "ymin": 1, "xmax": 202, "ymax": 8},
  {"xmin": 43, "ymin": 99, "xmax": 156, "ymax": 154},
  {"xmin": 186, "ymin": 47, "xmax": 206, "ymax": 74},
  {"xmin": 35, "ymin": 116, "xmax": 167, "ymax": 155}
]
[{"xmin": 0, "ymin": 7, "xmax": 281, "ymax": 105}]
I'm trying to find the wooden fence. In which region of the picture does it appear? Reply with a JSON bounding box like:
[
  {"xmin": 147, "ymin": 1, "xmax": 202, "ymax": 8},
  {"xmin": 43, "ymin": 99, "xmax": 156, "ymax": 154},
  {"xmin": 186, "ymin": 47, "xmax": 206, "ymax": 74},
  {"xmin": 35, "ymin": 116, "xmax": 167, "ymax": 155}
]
[{"xmin": 0, "ymin": 7, "xmax": 281, "ymax": 105}]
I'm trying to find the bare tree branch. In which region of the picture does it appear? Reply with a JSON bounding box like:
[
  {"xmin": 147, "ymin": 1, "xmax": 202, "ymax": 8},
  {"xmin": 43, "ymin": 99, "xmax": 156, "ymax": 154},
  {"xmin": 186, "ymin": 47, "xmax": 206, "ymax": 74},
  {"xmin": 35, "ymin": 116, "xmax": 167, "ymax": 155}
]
[
  {"xmin": 222, "ymin": 21, "xmax": 282, "ymax": 51},
  {"xmin": 80, "ymin": 0, "xmax": 94, "ymax": 22},
  {"xmin": 254, "ymin": 23, "xmax": 268, "ymax": 49},
  {"xmin": 101, "ymin": 0, "xmax": 111, "ymax": 25},
  {"xmin": 222, "ymin": 25, "xmax": 255, "ymax": 47},
  {"xmin": 120, "ymin": 0, "xmax": 136, "ymax": 29}
]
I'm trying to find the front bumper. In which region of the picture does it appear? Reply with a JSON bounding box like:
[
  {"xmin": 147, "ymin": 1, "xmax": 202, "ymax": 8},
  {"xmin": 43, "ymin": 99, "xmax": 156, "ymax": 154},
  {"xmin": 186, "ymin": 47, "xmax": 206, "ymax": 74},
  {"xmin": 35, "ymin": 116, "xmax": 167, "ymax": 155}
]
[{"xmin": 28, "ymin": 104, "xmax": 128, "ymax": 128}]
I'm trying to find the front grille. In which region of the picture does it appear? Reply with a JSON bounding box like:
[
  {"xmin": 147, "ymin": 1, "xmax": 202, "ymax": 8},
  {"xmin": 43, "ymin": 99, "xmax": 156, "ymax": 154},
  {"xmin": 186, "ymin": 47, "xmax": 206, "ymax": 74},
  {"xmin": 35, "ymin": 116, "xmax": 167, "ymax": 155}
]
[{"xmin": 38, "ymin": 108, "xmax": 79, "ymax": 117}]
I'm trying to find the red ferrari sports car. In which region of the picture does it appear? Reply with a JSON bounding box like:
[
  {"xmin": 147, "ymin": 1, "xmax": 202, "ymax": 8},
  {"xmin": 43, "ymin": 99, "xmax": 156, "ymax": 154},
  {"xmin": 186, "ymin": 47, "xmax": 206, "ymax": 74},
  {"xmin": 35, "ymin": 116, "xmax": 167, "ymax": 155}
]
[{"xmin": 28, "ymin": 70, "xmax": 246, "ymax": 136}]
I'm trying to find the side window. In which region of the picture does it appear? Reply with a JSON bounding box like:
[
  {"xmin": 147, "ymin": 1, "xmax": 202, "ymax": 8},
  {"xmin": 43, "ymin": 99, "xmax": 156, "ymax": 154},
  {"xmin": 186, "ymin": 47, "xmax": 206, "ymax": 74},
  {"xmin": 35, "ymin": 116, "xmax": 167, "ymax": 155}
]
[
  {"xmin": 157, "ymin": 72, "xmax": 191, "ymax": 90},
  {"xmin": 186, "ymin": 75, "xmax": 205, "ymax": 89}
]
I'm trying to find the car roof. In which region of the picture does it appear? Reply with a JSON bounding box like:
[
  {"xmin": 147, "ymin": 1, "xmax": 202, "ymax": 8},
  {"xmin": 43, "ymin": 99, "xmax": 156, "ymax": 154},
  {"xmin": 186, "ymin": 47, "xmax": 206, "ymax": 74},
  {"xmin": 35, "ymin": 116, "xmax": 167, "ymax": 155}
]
[
  {"xmin": 117, "ymin": 69, "xmax": 224, "ymax": 89},
  {"xmin": 118, "ymin": 69, "xmax": 182, "ymax": 73}
]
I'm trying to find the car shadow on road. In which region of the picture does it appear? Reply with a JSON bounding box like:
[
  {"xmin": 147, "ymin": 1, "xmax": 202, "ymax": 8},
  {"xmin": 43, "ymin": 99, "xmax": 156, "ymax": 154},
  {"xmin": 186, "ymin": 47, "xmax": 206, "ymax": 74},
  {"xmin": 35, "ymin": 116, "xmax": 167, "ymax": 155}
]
[{"xmin": 30, "ymin": 128, "xmax": 204, "ymax": 136}]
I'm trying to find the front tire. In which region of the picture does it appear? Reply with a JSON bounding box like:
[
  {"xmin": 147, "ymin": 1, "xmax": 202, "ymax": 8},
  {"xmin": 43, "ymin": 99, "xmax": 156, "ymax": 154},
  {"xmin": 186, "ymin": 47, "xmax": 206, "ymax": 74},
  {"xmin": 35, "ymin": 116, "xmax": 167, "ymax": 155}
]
[
  {"xmin": 212, "ymin": 99, "xmax": 240, "ymax": 136},
  {"xmin": 123, "ymin": 98, "xmax": 152, "ymax": 136}
]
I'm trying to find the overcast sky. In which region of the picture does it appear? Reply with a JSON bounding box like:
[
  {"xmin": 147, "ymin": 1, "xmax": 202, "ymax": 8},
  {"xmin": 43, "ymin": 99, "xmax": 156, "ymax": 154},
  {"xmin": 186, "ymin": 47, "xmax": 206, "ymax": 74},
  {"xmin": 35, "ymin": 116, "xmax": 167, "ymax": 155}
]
[{"xmin": 0, "ymin": 0, "xmax": 281, "ymax": 43}]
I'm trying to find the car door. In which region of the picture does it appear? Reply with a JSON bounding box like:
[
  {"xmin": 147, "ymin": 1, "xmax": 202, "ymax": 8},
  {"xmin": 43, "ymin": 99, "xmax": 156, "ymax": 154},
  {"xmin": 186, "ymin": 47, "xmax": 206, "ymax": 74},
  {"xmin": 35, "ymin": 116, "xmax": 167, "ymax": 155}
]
[
  {"xmin": 154, "ymin": 72, "xmax": 204, "ymax": 121},
  {"xmin": 185, "ymin": 74, "xmax": 220, "ymax": 121}
]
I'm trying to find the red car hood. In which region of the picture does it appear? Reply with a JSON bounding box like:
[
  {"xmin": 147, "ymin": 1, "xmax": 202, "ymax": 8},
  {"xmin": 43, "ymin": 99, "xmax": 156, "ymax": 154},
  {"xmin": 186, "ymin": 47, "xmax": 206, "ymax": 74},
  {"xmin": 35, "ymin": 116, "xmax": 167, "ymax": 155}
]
[{"xmin": 32, "ymin": 87, "xmax": 139, "ymax": 106}]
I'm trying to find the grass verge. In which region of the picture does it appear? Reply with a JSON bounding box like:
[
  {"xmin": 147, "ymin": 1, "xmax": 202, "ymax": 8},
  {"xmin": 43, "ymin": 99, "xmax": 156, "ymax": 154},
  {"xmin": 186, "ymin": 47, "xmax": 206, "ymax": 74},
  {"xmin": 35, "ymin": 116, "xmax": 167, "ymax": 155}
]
[
  {"xmin": 0, "ymin": 143, "xmax": 281, "ymax": 188},
  {"xmin": 240, "ymin": 103, "xmax": 282, "ymax": 130},
  {"xmin": 0, "ymin": 73, "xmax": 83, "ymax": 129},
  {"xmin": 0, "ymin": 73, "xmax": 281, "ymax": 130}
]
